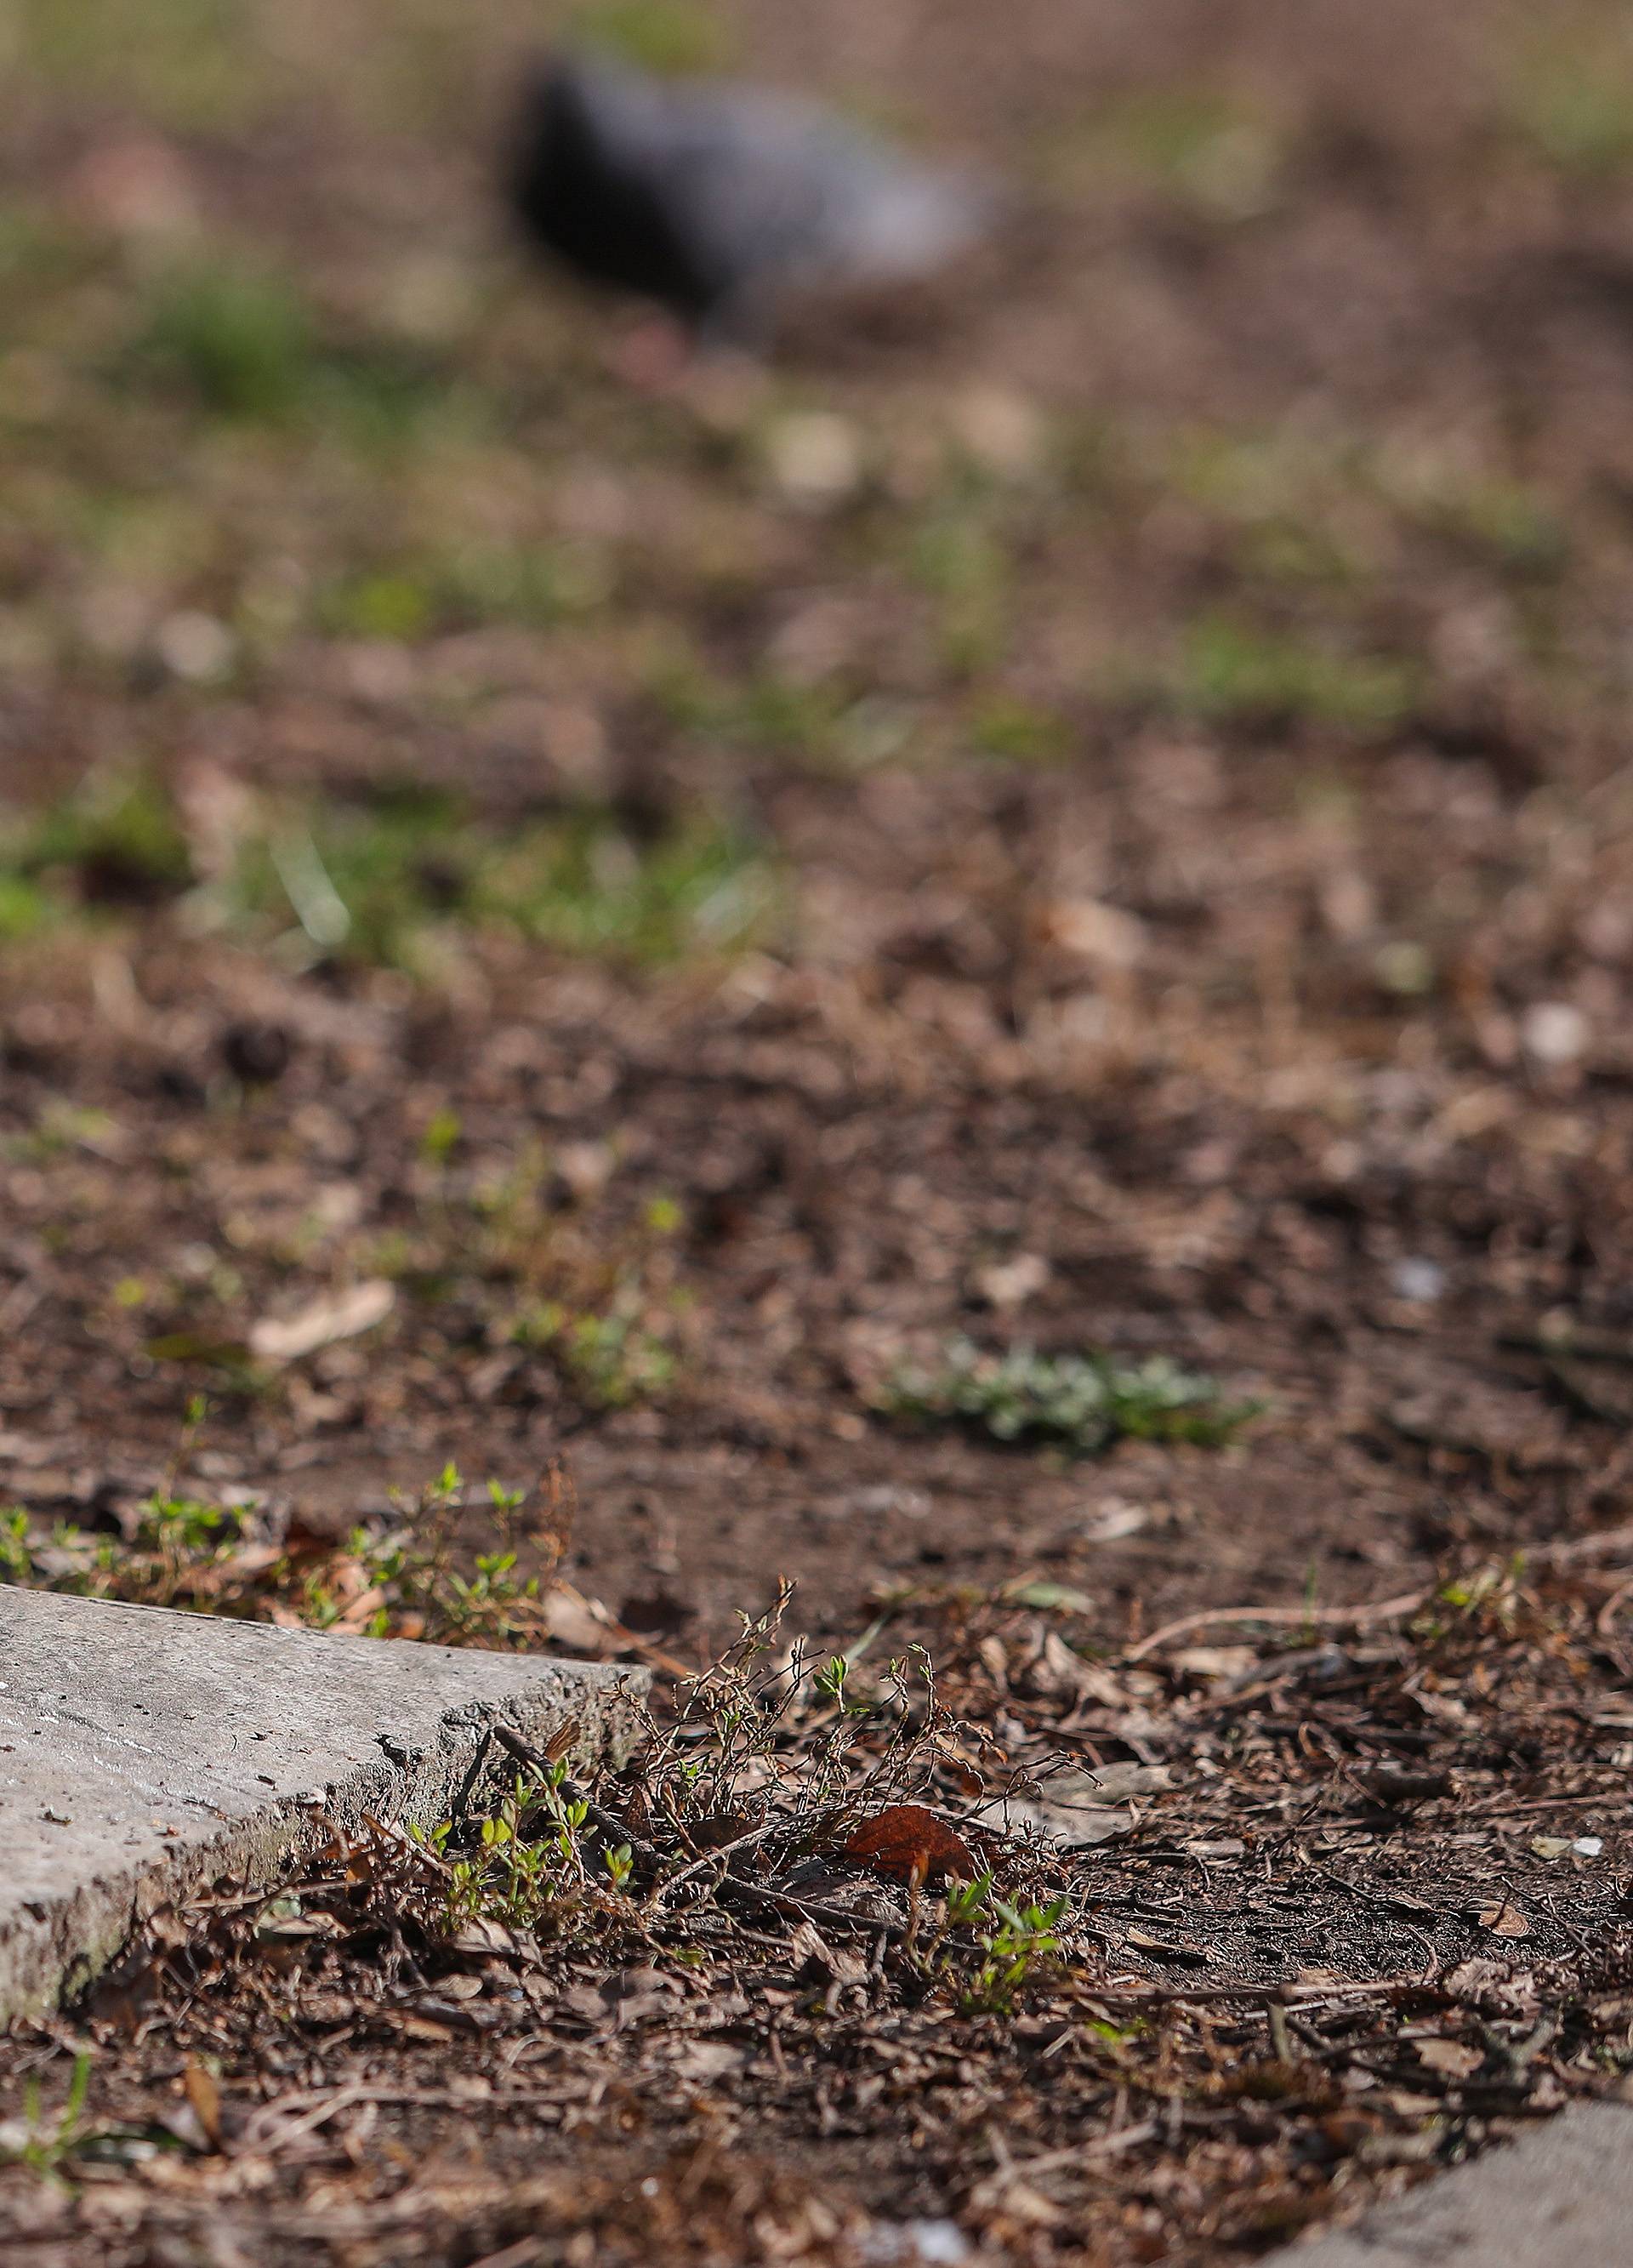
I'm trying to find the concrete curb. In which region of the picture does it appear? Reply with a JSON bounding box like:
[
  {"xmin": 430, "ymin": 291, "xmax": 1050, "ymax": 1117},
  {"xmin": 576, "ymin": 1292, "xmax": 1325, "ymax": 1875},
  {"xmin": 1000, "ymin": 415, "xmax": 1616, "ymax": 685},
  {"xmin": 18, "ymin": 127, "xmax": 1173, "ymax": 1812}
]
[
  {"xmin": 1270, "ymin": 2103, "xmax": 1633, "ymax": 2266},
  {"xmin": 0, "ymin": 1587, "xmax": 647, "ymax": 2020}
]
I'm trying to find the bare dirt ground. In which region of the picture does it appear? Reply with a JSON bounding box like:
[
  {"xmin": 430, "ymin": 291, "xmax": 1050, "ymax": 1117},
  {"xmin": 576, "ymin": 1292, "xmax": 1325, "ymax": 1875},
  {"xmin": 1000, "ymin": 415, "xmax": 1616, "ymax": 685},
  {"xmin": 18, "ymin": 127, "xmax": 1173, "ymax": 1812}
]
[{"xmin": 4, "ymin": 0, "xmax": 1633, "ymax": 2259}]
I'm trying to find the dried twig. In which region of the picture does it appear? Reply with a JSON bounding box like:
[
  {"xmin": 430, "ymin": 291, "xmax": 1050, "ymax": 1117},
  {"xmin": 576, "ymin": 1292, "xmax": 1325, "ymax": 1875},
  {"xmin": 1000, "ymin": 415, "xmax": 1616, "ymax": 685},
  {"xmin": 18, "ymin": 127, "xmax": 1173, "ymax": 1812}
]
[
  {"xmin": 647, "ymin": 1818, "xmax": 788, "ymax": 1909},
  {"xmin": 1596, "ymin": 1576, "xmax": 1633, "ymax": 1638},
  {"xmin": 1123, "ymin": 1589, "xmax": 1429, "ymax": 1663},
  {"xmin": 1078, "ymin": 1975, "xmax": 1423, "ymax": 2011},
  {"xmin": 973, "ymin": 2117, "xmax": 1161, "ymax": 2196},
  {"xmin": 1124, "ymin": 1519, "xmax": 1633, "ymax": 1662},
  {"xmin": 490, "ymin": 1724, "xmax": 905, "ymax": 1942},
  {"xmin": 1543, "ymin": 1520, "xmax": 1633, "ymax": 1567}
]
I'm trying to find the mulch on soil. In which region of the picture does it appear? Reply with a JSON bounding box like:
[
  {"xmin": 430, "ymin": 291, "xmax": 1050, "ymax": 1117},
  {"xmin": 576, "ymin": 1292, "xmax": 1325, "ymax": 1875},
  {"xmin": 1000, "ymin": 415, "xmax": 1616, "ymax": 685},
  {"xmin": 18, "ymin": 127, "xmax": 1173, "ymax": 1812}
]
[{"xmin": 4, "ymin": 1572, "xmax": 1632, "ymax": 2265}]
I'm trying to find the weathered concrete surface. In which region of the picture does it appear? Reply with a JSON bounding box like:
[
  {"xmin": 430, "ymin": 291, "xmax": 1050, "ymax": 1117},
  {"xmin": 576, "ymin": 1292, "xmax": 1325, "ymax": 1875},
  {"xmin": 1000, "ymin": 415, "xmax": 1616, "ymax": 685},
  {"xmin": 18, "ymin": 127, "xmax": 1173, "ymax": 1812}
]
[
  {"xmin": 0, "ymin": 1587, "xmax": 645, "ymax": 2020},
  {"xmin": 1275, "ymin": 2104, "xmax": 1633, "ymax": 2266}
]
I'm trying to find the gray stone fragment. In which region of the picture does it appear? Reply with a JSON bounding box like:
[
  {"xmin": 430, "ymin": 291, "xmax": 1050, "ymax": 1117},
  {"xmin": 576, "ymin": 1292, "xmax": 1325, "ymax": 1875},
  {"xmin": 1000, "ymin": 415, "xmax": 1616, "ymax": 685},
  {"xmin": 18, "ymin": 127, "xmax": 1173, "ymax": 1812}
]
[
  {"xmin": 1271, "ymin": 2104, "xmax": 1633, "ymax": 2266},
  {"xmin": 0, "ymin": 1587, "xmax": 644, "ymax": 2018}
]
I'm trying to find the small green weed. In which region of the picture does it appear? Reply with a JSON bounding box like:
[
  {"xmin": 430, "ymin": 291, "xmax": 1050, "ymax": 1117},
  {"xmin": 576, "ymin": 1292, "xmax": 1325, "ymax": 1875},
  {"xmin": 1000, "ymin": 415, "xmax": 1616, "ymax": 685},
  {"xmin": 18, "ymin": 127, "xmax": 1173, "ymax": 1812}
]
[
  {"xmin": 876, "ymin": 1336, "xmax": 1259, "ymax": 1456},
  {"xmin": 0, "ymin": 773, "xmax": 775, "ymax": 970},
  {"xmin": 435, "ymin": 538, "xmax": 615, "ymax": 629},
  {"xmin": 1161, "ymin": 430, "xmax": 1363, "ymax": 588},
  {"xmin": 908, "ymin": 510, "xmax": 1014, "ymax": 679},
  {"xmin": 17, "ymin": 0, "xmax": 253, "ymax": 131},
  {"xmin": 141, "ymin": 1479, "xmax": 232, "ymax": 1546},
  {"xmin": 131, "ymin": 259, "xmax": 473, "ymax": 441},
  {"xmin": 435, "ymin": 1758, "xmax": 595, "ymax": 1929},
  {"xmin": 959, "ymin": 1888, "xmax": 1071, "ymax": 2015},
  {"xmin": 0, "ymin": 1508, "xmax": 39, "ymax": 1584},
  {"xmin": 0, "ymin": 1489, "xmax": 248, "ymax": 1610},
  {"xmin": 1510, "ymin": 37, "xmax": 1633, "ymax": 176},
  {"xmin": 0, "ymin": 869, "xmax": 54, "ymax": 941},
  {"xmin": 317, "ymin": 543, "xmax": 613, "ymax": 641},
  {"xmin": 138, "ymin": 261, "xmax": 316, "ymax": 421},
  {"xmin": 726, "ymin": 674, "xmax": 855, "ymax": 763},
  {"xmin": 220, "ymin": 786, "xmax": 771, "ymax": 969},
  {"xmin": 321, "ymin": 569, "xmax": 433, "ymax": 643},
  {"xmin": 3, "ymin": 771, "xmax": 193, "ymax": 919},
  {"xmin": 350, "ymin": 1464, "xmax": 561, "ymax": 1648},
  {"xmin": 1043, "ymin": 87, "xmax": 1283, "ymax": 219},
  {"xmin": 1169, "ymin": 613, "xmax": 1420, "ymax": 732},
  {"xmin": 566, "ymin": 0, "xmax": 736, "ymax": 75},
  {"xmin": 0, "ymin": 1439, "xmax": 576, "ymax": 1650},
  {"xmin": 1408, "ymin": 474, "xmax": 1570, "ymax": 579},
  {"xmin": 970, "ymin": 696, "xmax": 1073, "ymax": 764},
  {"xmin": 515, "ymin": 1298, "xmax": 678, "ymax": 1410},
  {"xmin": 0, "ymin": 2054, "xmax": 94, "ymax": 2180},
  {"xmin": 3, "ymin": 1102, "xmax": 120, "ymax": 1165}
]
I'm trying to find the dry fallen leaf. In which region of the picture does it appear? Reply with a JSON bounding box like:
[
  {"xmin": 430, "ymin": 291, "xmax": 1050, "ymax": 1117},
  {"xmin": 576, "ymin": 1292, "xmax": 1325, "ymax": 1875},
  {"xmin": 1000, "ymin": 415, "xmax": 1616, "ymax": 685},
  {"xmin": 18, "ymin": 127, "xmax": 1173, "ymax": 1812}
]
[
  {"xmin": 1081, "ymin": 1762, "xmax": 1175, "ymax": 1802},
  {"xmin": 843, "ymin": 1804, "xmax": 974, "ymax": 1884},
  {"xmin": 1004, "ymin": 1767, "xmax": 1151, "ymax": 1848},
  {"xmin": 330, "ymin": 1585, "xmax": 389, "ymax": 1633},
  {"xmin": 1124, "ymin": 1927, "xmax": 1208, "ymax": 1964},
  {"xmin": 1169, "ymin": 1645, "xmax": 1260, "ymax": 1679},
  {"xmin": 392, "ymin": 2013, "xmax": 457, "ymax": 2043},
  {"xmin": 249, "ymin": 1279, "xmax": 395, "ymax": 1364},
  {"xmin": 1378, "ymin": 2089, "xmax": 1442, "ymax": 2118},
  {"xmin": 1417, "ymin": 2038, "xmax": 1482, "ymax": 2078},
  {"xmin": 669, "ymin": 2040, "xmax": 748, "ymax": 2082},
  {"xmin": 1531, "ymin": 1833, "xmax": 1603, "ymax": 1860},
  {"xmin": 788, "ymin": 1919, "xmax": 869, "ymax": 1985},
  {"xmin": 1476, "ymin": 1900, "xmax": 1531, "ymax": 1939},
  {"xmin": 448, "ymin": 1917, "xmax": 521, "ymax": 1958},
  {"xmin": 1080, "ymin": 1498, "xmax": 1149, "ymax": 1542},
  {"xmin": 1005, "ymin": 1794, "xmax": 1129, "ymax": 1849},
  {"xmin": 1038, "ymin": 897, "xmax": 1146, "ymax": 969},
  {"xmin": 540, "ymin": 1583, "xmax": 625, "ymax": 1653}
]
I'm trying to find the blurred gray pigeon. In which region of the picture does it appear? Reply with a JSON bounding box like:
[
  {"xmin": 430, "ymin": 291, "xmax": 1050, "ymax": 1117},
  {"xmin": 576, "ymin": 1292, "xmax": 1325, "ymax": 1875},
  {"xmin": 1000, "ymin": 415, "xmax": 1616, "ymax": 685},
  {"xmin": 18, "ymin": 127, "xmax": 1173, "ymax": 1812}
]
[{"xmin": 508, "ymin": 53, "xmax": 993, "ymax": 345}]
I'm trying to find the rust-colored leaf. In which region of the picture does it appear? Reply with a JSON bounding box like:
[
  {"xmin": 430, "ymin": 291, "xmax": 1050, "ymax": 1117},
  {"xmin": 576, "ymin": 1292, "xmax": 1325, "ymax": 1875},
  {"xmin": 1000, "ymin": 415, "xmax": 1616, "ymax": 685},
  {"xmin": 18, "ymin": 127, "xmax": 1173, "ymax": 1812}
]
[
  {"xmin": 183, "ymin": 2060, "xmax": 224, "ymax": 2151},
  {"xmin": 842, "ymin": 1804, "xmax": 974, "ymax": 1884}
]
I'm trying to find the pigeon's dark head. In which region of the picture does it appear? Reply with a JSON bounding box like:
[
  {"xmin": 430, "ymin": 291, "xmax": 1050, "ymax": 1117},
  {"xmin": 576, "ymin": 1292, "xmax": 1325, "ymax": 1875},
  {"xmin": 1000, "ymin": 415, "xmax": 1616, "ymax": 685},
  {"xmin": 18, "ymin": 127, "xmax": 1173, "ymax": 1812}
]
[
  {"xmin": 506, "ymin": 60, "xmax": 603, "ymax": 248},
  {"xmin": 511, "ymin": 58, "xmax": 600, "ymax": 186},
  {"xmin": 506, "ymin": 54, "xmax": 720, "ymax": 327}
]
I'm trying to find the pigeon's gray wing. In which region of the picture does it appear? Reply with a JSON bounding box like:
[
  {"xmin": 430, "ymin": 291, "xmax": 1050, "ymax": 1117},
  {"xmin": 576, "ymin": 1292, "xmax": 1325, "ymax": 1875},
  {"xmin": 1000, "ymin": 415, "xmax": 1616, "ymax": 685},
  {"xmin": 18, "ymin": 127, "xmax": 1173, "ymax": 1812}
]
[{"xmin": 656, "ymin": 86, "xmax": 991, "ymax": 319}]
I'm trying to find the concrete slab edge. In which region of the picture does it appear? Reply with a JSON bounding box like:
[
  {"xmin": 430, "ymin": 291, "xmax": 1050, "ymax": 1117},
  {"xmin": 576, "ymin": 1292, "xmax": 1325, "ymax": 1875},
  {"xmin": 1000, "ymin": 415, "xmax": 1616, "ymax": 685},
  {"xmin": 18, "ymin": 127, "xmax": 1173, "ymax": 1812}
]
[
  {"xmin": 1, "ymin": 1650, "xmax": 646, "ymax": 2024},
  {"xmin": 1266, "ymin": 2100, "xmax": 1633, "ymax": 2267}
]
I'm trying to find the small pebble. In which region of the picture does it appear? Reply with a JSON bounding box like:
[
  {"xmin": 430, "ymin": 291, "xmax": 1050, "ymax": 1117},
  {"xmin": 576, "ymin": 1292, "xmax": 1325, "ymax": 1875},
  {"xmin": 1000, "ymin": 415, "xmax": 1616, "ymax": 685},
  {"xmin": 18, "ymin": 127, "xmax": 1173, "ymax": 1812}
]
[
  {"xmin": 972, "ymin": 1251, "xmax": 1050, "ymax": 1310},
  {"xmin": 1521, "ymin": 1000, "xmax": 1588, "ymax": 1066},
  {"xmin": 952, "ymin": 385, "xmax": 1044, "ymax": 479},
  {"xmin": 861, "ymin": 2222, "xmax": 970, "ymax": 2266},
  {"xmin": 220, "ymin": 1019, "xmax": 293, "ymax": 1086},
  {"xmin": 1374, "ymin": 940, "xmax": 1433, "ymax": 996},
  {"xmin": 154, "ymin": 610, "xmax": 236, "ymax": 684},
  {"xmin": 1390, "ymin": 1257, "xmax": 1446, "ymax": 1304},
  {"xmin": 764, "ymin": 412, "xmax": 864, "ymax": 509}
]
